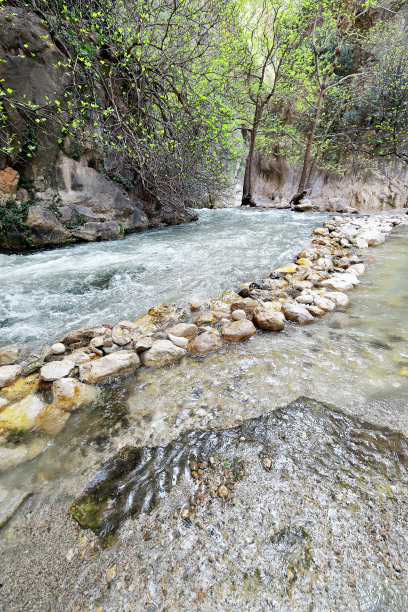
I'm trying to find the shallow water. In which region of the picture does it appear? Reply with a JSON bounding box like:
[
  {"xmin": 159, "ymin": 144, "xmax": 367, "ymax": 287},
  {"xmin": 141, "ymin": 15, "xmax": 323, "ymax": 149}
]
[
  {"xmin": 0, "ymin": 208, "xmax": 327, "ymax": 350},
  {"xmin": 1, "ymin": 214, "xmax": 408, "ymax": 611}
]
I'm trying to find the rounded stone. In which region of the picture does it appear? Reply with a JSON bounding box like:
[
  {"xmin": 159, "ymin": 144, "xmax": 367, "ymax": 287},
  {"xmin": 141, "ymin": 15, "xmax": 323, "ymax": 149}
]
[{"xmin": 51, "ymin": 343, "xmax": 66, "ymax": 355}]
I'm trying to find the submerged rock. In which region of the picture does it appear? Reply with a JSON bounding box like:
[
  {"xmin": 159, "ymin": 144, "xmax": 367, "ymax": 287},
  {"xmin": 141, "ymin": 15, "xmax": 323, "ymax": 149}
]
[
  {"xmin": 0, "ymin": 486, "xmax": 30, "ymax": 528},
  {"xmin": 52, "ymin": 378, "xmax": 99, "ymax": 411},
  {"xmin": 34, "ymin": 404, "xmax": 70, "ymax": 435},
  {"xmin": 189, "ymin": 331, "xmax": 222, "ymax": 354},
  {"xmin": 221, "ymin": 320, "xmax": 257, "ymax": 342},
  {"xmin": 0, "ymin": 365, "xmax": 23, "ymax": 389},
  {"xmin": 140, "ymin": 340, "xmax": 185, "ymax": 367},
  {"xmin": 79, "ymin": 351, "xmax": 140, "ymax": 382},
  {"xmin": 0, "ymin": 394, "xmax": 45, "ymax": 433}
]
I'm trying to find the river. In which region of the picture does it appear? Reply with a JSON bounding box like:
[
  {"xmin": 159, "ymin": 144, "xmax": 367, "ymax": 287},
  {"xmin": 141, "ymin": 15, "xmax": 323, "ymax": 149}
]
[{"xmin": 0, "ymin": 210, "xmax": 408, "ymax": 611}]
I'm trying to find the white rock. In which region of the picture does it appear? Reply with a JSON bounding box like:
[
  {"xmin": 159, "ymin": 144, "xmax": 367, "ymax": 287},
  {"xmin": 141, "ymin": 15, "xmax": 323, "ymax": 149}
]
[
  {"xmin": 40, "ymin": 359, "xmax": 75, "ymax": 382},
  {"xmin": 0, "ymin": 365, "xmax": 22, "ymax": 389},
  {"xmin": 168, "ymin": 333, "xmax": 189, "ymax": 349},
  {"xmin": 52, "ymin": 378, "xmax": 99, "ymax": 411},
  {"xmin": 321, "ymin": 277, "xmax": 354, "ymax": 292},
  {"xmin": 358, "ymin": 231, "xmax": 385, "ymax": 246},
  {"xmin": 231, "ymin": 309, "xmax": 247, "ymax": 321},
  {"xmin": 141, "ymin": 340, "xmax": 185, "ymax": 367},
  {"xmin": 51, "ymin": 343, "xmax": 66, "ymax": 355},
  {"xmin": 166, "ymin": 323, "xmax": 198, "ymax": 338},
  {"xmin": 347, "ymin": 264, "xmax": 365, "ymax": 275},
  {"xmin": 354, "ymin": 237, "xmax": 369, "ymax": 249},
  {"xmin": 314, "ymin": 296, "xmax": 336, "ymax": 312},
  {"xmin": 282, "ymin": 303, "xmax": 314, "ymax": 324},
  {"xmin": 79, "ymin": 351, "xmax": 140, "ymax": 382},
  {"xmin": 325, "ymin": 291, "xmax": 350, "ymax": 307},
  {"xmin": 296, "ymin": 295, "xmax": 314, "ymax": 305}
]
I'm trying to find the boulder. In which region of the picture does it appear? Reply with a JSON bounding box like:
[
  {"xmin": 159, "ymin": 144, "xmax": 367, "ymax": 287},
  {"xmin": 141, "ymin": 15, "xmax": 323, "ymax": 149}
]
[
  {"xmin": 192, "ymin": 311, "xmax": 217, "ymax": 326},
  {"xmin": 326, "ymin": 197, "xmax": 349, "ymax": 213},
  {"xmin": 140, "ymin": 340, "xmax": 185, "ymax": 367},
  {"xmin": 189, "ymin": 331, "xmax": 222, "ymax": 354},
  {"xmin": 168, "ymin": 334, "xmax": 189, "ymax": 349},
  {"xmin": 133, "ymin": 336, "xmax": 154, "ymax": 352},
  {"xmin": 71, "ymin": 221, "xmax": 121, "ymax": 242},
  {"xmin": 26, "ymin": 206, "xmax": 71, "ymax": 247},
  {"xmin": 1, "ymin": 374, "xmax": 40, "ymax": 403},
  {"xmin": 230, "ymin": 298, "xmax": 259, "ymax": 315},
  {"xmin": 79, "ymin": 351, "xmax": 140, "ymax": 382},
  {"xmin": 358, "ymin": 232, "xmax": 385, "ymax": 247},
  {"xmin": 34, "ymin": 405, "xmax": 70, "ymax": 435},
  {"xmin": 166, "ymin": 323, "xmax": 198, "ymax": 338},
  {"xmin": 62, "ymin": 325, "xmax": 111, "ymax": 347},
  {"xmin": 321, "ymin": 277, "xmax": 354, "ymax": 292},
  {"xmin": 52, "ymin": 378, "xmax": 99, "ymax": 411},
  {"xmin": 347, "ymin": 264, "xmax": 365, "ymax": 276},
  {"xmin": 0, "ymin": 346, "xmax": 21, "ymax": 366},
  {"xmin": 294, "ymin": 199, "xmax": 313, "ymax": 212},
  {"xmin": 314, "ymin": 296, "xmax": 336, "ymax": 312},
  {"xmin": 40, "ymin": 359, "xmax": 75, "ymax": 382},
  {"xmin": 111, "ymin": 326, "xmax": 132, "ymax": 346},
  {"xmin": 231, "ymin": 309, "xmax": 247, "ymax": 321},
  {"xmin": 253, "ymin": 308, "xmax": 285, "ymax": 331},
  {"xmin": 282, "ymin": 303, "xmax": 314, "ymax": 324},
  {"xmin": 220, "ymin": 320, "xmax": 257, "ymax": 342},
  {"xmin": 0, "ymin": 365, "xmax": 23, "ymax": 389},
  {"xmin": 296, "ymin": 294, "xmax": 314, "ymax": 305},
  {"xmin": 325, "ymin": 291, "xmax": 350, "ymax": 307},
  {"xmin": 0, "ymin": 394, "xmax": 45, "ymax": 433},
  {"xmin": 134, "ymin": 304, "xmax": 188, "ymax": 335}
]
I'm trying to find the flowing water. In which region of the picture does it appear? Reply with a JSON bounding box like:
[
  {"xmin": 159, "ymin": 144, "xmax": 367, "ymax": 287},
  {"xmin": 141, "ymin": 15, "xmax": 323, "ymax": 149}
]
[
  {"xmin": 0, "ymin": 208, "xmax": 327, "ymax": 350},
  {"xmin": 1, "ymin": 211, "xmax": 408, "ymax": 611}
]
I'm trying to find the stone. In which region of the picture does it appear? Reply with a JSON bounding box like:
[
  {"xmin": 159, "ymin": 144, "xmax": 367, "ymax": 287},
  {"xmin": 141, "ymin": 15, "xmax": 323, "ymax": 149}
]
[
  {"xmin": 253, "ymin": 308, "xmax": 285, "ymax": 331},
  {"xmin": 111, "ymin": 326, "xmax": 132, "ymax": 346},
  {"xmin": 326, "ymin": 291, "xmax": 350, "ymax": 307},
  {"xmin": 62, "ymin": 325, "xmax": 111, "ymax": 347},
  {"xmin": 40, "ymin": 359, "xmax": 75, "ymax": 382},
  {"xmin": 292, "ymin": 280, "xmax": 314, "ymax": 291},
  {"xmin": 277, "ymin": 263, "xmax": 297, "ymax": 275},
  {"xmin": 231, "ymin": 309, "xmax": 247, "ymax": 321},
  {"xmin": 168, "ymin": 334, "xmax": 189, "ymax": 349},
  {"xmin": 189, "ymin": 331, "xmax": 222, "ymax": 354},
  {"xmin": 189, "ymin": 302, "xmax": 201, "ymax": 312},
  {"xmin": 321, "ymin": 277, "xmax": 354, "ymax": 292},
  {"xmin": 69, "ymin": 349, "xmax": 93, "ymax": 365},
  {"xmin": 347, "ymin": 263, "xmax": 365, "ymax": 275},
  {"xmin": 79, "ymin": 351, "xmax": 140, "ymax": 382},
  {"xmin": 296, "ymin": 294, "xmax": 314, "ymax": 305},
  {"xmin": 263, "ymin": 301, "xmax": 283, "ymax": 312},
  {"xmin": 140, "ymin": 340, "xmax": 185, "ymax": 367},
  {"xmin": 133, "ymin": 336, "xmax": 154, "ymax": 352},
  {"xmin": 52, "ymin": 378, "xmax": 99, "ymax": 411},
  {"xmin": 294, "ymin": 200, "xmax": 313, "ymax": 212},
  {"xmin": 1, "ymin": 374, "xmax": 40, "ymax": 403},
  {"xmin": 0, "ymin": 439, "xmax": 47, "ymax": 471},
  {"xmin": 51, "ymin": 343, "xmax": 66, "ymax": 355},
  {"xmin": 34, "ymin": 404, "xmax": 70, "ymax": 435},
  {"xmin": 89, "ymin": 336, "xmax": 104, "ymax": 349},
  {"xmin": 326, "ymin": 197, "xmax": 348, "ymax": 213},
  {"xmin": 306, "ymin": 305, "xmax": 325, "ymax": 317},
  {"xmin": 296, "ymin": 258, "xmax": 314, "ymax": 267},
  {"xmin": 0, "ymin": 365, "xmax": 23, "ymax": 389},
  {"xmin": 103, "ymin": 344, "xmax": 120, "ymax": 355},
  {"xmin": 220, "ymin": 320, "xmax": 257, "ymax": 342},
  {"xmin": 0, "ymin": 346, "xmax": 21, "ymax": 366},
  {"xmin": 230, "ymin": 298, "xmax": 259, "ymax": 315},
  {"xmin": 218, "ymin": 485, "xmax": 229, "ymax": 499},
  {"xmin": 71, "ymin": 221, "xmax": 122, "ymax": 242},
  {"xmin": 354, "ymin": 237, "xmax": 369, "ymax": 249},
  {"xmin": 282, "ymin": 303, "xmax": 314, "ymax": 324},
  {"xmin": 358, "ymin": 231, "xmax": 385, "ymax": 247},
  {"xmin": 134, "ymin": 304, "xmax": 188, "ymax": 335},
  {"xmin": 192, "ymin": 311, "xmax": 217, "ymax": 326},
  {"xmin": 26, "ymin": 206, "xmax": 71, "ymax": 247},
  {"xmin": 166, "ymin": 323, "xmax": 198, "ymax": 339},
  {"xmin": 0, "ymin": 394, "xmax": 45, "ymax": 433},
  {"xmin": 314, "ymin": 296, "xmax": 336, "ymax": 312},
  {"xmin": 313, "ymin": 227, "xmax": 329, "ymax": 236}
]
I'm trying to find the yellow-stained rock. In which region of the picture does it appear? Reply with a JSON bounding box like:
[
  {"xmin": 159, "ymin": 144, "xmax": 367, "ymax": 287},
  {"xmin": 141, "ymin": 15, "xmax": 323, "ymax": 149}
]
[
  {"xmin": 296, "ymin": 258, "xmax": 314, "ymax": 267},
  {"xmin": 263, "ymin": 302, "xmax": 282, "ymax": 312},
  {"xmin": 34, "ymin": 404, "xmax": 70, "ymax": 436},
  {"xmin": 52, "ymin": 378, "xmax": 99, "ymax": 411},
  {"xmin": 398, "ymin": 367, "xmax": 408, "ymax": 377},
  {"xmin": 193, "ymin": 311, "xmax": 217, "ymax": 326},
  {"xmin": 1, "ymin": 374, "xmax": 40, "ymax": 404},
  {"xmin": 277, "ymin": 263, "xmax": 298, "ymax": 274},
  {"xmin": 134, "ymin": 304, "xmax": 187, "ymax": 335},
  {"xmin": 0, "ymin": 394, "xmax": 45, "ymax": 433}
]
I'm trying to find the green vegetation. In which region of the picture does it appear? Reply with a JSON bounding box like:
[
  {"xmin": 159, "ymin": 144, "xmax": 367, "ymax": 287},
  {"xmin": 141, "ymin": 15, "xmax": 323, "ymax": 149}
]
[{"xmin": 0, "ymin": 0, "xmax": 407, "ymax": 209}]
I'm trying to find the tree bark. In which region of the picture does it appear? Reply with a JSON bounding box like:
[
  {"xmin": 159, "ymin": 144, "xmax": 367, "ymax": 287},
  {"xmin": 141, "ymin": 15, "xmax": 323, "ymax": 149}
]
[{"xmin": 241, "ymin": 110, "xmax": 260, "ymax": 206}]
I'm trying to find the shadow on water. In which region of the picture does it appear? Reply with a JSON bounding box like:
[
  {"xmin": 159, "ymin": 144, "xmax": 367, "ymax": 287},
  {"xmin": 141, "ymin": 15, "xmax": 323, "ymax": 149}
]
[{"xmin": 70, "ymin": 396, "xmax": 408, "ymax": 538}]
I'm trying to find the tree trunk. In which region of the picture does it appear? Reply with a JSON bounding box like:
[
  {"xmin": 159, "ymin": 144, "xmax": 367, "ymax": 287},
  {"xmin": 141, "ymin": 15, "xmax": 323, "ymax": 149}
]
[
  {"xmin": 296, "ymin": 86, "xmax": 325, "ymax": 196},
  {"xmin": 241, "ymin": 109, "xmax": 260, "ymax": 206}
]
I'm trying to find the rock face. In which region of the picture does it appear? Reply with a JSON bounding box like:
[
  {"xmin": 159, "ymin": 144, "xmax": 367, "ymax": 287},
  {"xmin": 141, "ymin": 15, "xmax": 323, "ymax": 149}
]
[
  {"xmin": 189, "ymin": 331, "xmax": 222, "ymax": 354},
  {"xmin": 79, "ymin": 351, "xmax": 140, "ymax": 382},
  {"xmin": 253, "ymin": 308, "xmax": 285, "ymax": 331},
  {"xmin": 141, "ymin": 340, "xmax": 185, "ymax": 367},
  {"xmin": 220, "ymin": 320, "xmax": 257, "ymax": 342}
]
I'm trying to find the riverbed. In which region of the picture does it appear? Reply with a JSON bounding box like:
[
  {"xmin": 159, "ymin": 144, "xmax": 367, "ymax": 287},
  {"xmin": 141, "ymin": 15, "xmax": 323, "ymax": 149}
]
[{"xmin": 0, "ymin": 212, "xmax": 407, "ymax": 611}]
